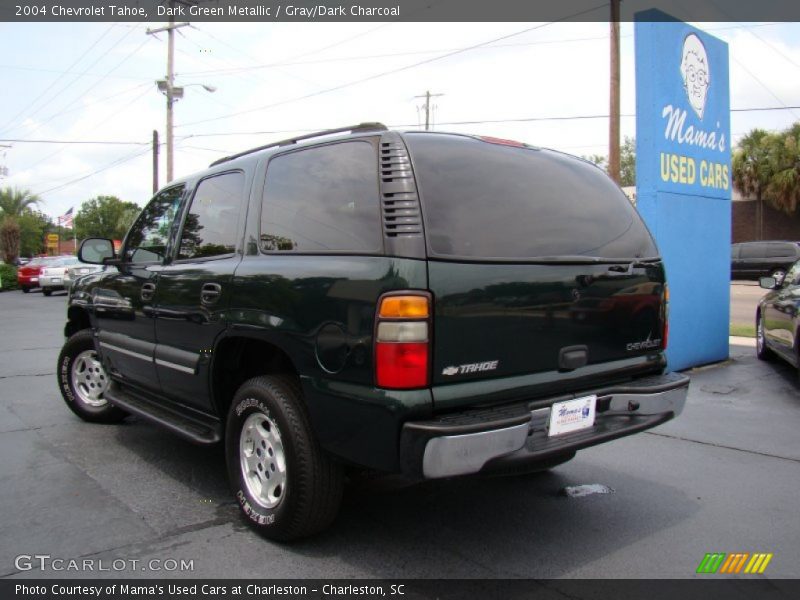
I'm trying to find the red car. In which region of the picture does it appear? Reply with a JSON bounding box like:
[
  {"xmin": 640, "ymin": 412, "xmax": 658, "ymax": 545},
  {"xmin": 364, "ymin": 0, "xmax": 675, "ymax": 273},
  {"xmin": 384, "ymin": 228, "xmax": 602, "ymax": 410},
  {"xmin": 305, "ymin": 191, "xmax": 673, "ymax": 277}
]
[{"xmin": 17, "ymin": 256, "xmax": 68, "ymax": 293}]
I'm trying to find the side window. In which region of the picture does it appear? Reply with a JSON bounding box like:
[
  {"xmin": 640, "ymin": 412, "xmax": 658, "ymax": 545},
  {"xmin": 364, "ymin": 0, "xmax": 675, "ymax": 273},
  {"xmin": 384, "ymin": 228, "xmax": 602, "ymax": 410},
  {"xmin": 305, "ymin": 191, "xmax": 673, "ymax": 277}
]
[
  {"xmin": 731, "ymin": 245, "xmax": 739, "ymax": 259},
  {"xmin": 260, "ymin": 141, "xmax": 382, "ymax": 253},
  {"xmin": 765, "ymin": 243, "xmax": 796, "ymax": 258},
  {"xmin": 125, "ymin": 185, "xmax": 185, "ymax": 264},
  {"xmin": 740, "ymin": 243, "xmax": 764, "ymax": 259},
  {"xmin": 178, "ymin": 172, "xmax": 245, "ymax": 260}
]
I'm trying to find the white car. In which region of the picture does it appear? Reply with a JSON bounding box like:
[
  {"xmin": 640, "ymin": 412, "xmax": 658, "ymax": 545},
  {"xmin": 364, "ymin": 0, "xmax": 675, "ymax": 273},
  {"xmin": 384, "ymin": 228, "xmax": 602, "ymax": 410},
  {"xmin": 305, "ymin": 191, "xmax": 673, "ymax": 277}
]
[
  {"xmin": 65, "ymin": 263, "xmax": 105, "ymax": 291},
  {"xmin": 39, "ymin": 256, "xmax": 81, "ymax": 296}
]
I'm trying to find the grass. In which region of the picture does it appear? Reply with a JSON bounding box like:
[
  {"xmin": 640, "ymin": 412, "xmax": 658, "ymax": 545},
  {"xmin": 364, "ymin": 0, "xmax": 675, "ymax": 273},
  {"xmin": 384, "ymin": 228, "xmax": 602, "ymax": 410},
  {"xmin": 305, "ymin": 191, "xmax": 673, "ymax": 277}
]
[{"xmin": 730, "ymin": 323, "xmax": 756, "ymax": 338}]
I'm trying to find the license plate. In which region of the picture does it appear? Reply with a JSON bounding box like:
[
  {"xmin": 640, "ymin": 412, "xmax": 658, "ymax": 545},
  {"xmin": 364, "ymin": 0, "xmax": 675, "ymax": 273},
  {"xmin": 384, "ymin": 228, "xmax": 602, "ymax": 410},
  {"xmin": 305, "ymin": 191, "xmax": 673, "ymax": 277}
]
[
  {"xmin": 52, "ymin": 277, "xmax": 62, "ymax": 283},
  {"xmin": 548, "ymin": 395, "xmax": 597, "ymax": 437}
]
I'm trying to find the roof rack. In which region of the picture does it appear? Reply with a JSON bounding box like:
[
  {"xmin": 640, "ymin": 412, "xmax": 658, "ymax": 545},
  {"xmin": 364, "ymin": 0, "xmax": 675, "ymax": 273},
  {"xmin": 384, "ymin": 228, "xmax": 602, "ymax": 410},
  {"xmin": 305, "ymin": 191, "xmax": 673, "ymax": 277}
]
[{"xmin": 209, "ymin": 122, "xmax": 388, "ymax": 167}]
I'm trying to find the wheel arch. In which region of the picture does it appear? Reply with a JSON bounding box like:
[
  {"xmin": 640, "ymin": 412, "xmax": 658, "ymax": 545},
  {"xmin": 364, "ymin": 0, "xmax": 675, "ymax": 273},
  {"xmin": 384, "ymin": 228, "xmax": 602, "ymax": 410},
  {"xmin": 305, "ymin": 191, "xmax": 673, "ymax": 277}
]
[
  {"xmin": 211, "ymin": 333, "xmax": 302, "ymax": 423},
  {"xmin": 65, "ymin": 305, "xmax": 92, "ymax": 338}
]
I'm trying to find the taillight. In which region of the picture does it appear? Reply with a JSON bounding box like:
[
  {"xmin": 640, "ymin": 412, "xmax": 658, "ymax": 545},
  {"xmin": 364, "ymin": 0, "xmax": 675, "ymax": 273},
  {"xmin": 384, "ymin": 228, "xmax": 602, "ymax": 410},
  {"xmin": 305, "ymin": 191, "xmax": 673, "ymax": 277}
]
[
  {"xmin": 662, "ymin": 284, "xmax": 669, "ymax": 350},
  {"xmin": 375, "ymin": 292, "xmax": 431, "ymax": 389}
]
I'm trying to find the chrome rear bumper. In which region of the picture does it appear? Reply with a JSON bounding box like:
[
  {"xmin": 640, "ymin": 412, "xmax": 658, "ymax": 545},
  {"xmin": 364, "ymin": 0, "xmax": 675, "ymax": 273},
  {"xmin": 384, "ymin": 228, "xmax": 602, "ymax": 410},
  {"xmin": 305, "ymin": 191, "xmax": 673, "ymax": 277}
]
[{"xmin": 401, "ymin": 372, "xmax": 689, "ymax": 479}]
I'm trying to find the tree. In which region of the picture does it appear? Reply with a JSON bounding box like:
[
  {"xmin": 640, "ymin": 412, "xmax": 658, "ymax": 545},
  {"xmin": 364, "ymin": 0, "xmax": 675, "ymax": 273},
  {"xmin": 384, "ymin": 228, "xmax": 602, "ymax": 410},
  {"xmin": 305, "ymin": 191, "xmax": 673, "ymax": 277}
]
[
  {"xmin": 582, "ymin": 136, "xmax": 636, "ymax": 186},
  {"xmin": 763, "ymin": 123, "xmax": 800, "ymax": 216},
  {"xmin": 733, "ymin": 124, "xmax": 800, "ymax": 240},
  {"xmin": 732, "ymin": 129, "xmax": 772, "ymax": 240},
  {"xmin": 74, "ymin": 196, "xmax": 141, "ymax": 241},
  {"xmin": 0, "ymin": 187, "xmax": 41, "ymax": 262},
  {"xmin": 619, "ymin": 137, "xmax": 636, "ymax": 187},
  {"xmin": 0, "ymin": 187, "xmax": 41, "ymax": 219},
  {"xmin": 17, "ymin": 209, "xmax": 52, "ymax": 257}
]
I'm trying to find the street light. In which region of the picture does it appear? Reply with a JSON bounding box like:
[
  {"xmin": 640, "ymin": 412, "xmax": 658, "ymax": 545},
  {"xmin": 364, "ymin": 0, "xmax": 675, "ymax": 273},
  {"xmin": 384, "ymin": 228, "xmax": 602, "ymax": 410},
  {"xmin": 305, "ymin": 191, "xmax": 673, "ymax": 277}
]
[{"xmin": 155, "ymin": 79, "xmax": 215, "ymax": 181}]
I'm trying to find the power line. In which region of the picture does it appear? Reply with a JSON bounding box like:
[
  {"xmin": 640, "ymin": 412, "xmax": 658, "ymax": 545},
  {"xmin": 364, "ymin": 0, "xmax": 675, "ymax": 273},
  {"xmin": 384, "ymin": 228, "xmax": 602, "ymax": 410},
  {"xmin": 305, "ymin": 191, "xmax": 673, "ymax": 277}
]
[
  {"xmin": 32, "ymin": 148, "xmax": 152, "ymax": 197},
  {"xmin": 177, "ymin": 22, "xmax": 783, "ymax": 79},
  {"xmin": 13, "ymin": 85, "xmax": 155, "ymax": 175},
  {"xmin": 0, "ymin": 24, "xmax": 119, "ymax": 136},
  {"xmin": 0, "ymin": 139, "xmax": 148, "ymax": 145},
  {"xmin": 743, "ymin": 26, "xmax": 800, "ymax": 71},
  {"xmin": 175, "ymin": 104, "xmax": 800, "ymax": 140},
  {"xmin": 177, "ymin": 3, "xmax": 610, "ymax": 129},
  {"xmin": 24, "ymin": 35, "xmax": 154, "ymax": 140},
  {"xmin": 4, "ymin": 104, "xmax": 796, "ymax": 148}
]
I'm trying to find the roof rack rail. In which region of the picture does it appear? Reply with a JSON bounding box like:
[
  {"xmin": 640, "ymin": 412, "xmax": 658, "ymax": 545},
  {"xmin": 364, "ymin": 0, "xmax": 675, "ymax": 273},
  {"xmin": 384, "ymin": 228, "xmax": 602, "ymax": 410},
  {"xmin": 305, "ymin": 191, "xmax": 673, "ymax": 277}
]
[{"xmin": 209, "ymin": 122, "xmax": 388, "ymax": 167}]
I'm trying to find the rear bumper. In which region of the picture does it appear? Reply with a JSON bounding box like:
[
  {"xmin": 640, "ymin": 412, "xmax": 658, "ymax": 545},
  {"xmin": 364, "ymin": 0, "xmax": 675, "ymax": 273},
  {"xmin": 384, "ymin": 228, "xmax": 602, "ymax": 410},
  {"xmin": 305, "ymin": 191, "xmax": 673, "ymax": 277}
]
[
  {"xmin": 400, "ymin": 371, "xmax": 689, "ymax": 479},
  {"xmin": 39, "ymin": 275, "xmax": 65, "ymax": 289}
]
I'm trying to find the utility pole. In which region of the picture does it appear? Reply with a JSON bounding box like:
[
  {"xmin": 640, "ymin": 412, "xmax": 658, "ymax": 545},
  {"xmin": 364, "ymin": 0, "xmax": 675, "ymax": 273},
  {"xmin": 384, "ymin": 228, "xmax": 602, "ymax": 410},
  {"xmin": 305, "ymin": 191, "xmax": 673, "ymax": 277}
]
[
  {"xmin": 0, "ymin": 144, "xmax": 10, "ymax": 179},
  {"xmin": 414, "ymin": 90, "xmax": 444, "ymax": 130},
  {"xmin": 152, "ymin": 130, "xmax": 159, "ymax": 193},
  {"xmin": 147, "ymin": 5, "xmax": 189, "ymax": 183},
  {"xmin": 608, "ymin": 0, "xmax": 621, "ymax": 184}
]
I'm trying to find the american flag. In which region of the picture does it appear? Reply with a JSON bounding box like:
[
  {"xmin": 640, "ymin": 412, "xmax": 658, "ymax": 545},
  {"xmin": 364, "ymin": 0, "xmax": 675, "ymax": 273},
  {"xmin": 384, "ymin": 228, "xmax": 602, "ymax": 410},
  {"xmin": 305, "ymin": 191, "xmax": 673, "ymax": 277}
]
[{"xmin": 58, "ymin": 207, "xmax": 74, "ymax": 229}]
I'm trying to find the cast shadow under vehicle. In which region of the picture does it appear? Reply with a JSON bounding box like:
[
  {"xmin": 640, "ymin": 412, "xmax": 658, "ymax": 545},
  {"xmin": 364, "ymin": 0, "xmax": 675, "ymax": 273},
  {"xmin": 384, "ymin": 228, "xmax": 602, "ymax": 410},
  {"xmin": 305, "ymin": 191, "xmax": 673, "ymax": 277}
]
[
  {"xmin": 110, "ymin": 412, "xmax": 699, "ymax": 578},
  {"xmin": 286, "ymin": 464, "xmax": 701, "ymax": 578}
]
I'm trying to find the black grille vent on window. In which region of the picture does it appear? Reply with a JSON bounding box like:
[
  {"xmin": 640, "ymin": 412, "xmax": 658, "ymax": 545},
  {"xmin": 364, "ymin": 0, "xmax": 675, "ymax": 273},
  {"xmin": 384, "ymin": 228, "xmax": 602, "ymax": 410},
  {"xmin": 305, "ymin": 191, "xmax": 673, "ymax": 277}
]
[{"xmin": 379, "ymin": 138, "xmax": 422, "ymax": 237}]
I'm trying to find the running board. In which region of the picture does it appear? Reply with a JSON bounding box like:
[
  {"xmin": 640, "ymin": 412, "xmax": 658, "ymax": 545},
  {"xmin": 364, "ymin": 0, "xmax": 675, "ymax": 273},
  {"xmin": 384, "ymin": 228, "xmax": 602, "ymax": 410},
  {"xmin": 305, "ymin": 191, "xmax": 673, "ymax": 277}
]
[{"xmin": 105, "ymin": 382, "xmax": 222, "ymax": 445}]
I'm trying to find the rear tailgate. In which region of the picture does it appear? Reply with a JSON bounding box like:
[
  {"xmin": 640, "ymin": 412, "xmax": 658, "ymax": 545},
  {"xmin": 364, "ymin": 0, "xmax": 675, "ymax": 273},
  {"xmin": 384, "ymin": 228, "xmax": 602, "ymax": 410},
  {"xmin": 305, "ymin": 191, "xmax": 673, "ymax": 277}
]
[
  {"xmin": 404, "ymin": 132, "xmax": 665, "ymax": 410},
  {"xmin": 429, "ymin": 260, "xmax": 664, "ymax": 385}
]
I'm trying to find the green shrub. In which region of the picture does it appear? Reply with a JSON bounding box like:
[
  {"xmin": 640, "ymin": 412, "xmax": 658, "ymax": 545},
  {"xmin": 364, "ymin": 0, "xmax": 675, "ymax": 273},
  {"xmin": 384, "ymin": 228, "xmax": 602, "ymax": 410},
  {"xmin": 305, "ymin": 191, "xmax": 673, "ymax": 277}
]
[{"xmin": 0, "ymin": 263, "xmax": 18, "ymax": 291}]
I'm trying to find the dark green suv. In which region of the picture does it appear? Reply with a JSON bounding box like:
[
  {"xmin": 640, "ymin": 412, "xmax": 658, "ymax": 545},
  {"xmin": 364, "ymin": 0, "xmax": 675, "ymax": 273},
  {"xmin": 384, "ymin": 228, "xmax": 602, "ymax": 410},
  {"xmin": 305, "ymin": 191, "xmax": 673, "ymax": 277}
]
[{"xmin": 58, "ymin": 123, "xmax": 689, "ymax": 541}]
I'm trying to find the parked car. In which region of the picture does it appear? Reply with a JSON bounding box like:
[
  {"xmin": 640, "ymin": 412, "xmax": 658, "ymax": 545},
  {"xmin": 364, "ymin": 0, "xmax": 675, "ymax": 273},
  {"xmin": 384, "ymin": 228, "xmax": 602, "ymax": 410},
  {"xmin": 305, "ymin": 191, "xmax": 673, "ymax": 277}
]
[
  {"xmin": 17, "ymin": 255, "xmax": 66, "ymax": 293},
  {"xmin": 731, "ymin": 241, "xmax": 800, "ymax": 284},
  {"xmin": 756, "ymin": 259, "xmax": 800, "ymax": 373},
  {"xmin": 65, "ymin": 263, "xmax": 105, "ymax": 291},
  {"xmin": 40, "ymin": 256, "xmax": 81, "ymax": 296},
  {"xmin": 57, "ymin": 124, "xmax": 689, "ymax": 540}
]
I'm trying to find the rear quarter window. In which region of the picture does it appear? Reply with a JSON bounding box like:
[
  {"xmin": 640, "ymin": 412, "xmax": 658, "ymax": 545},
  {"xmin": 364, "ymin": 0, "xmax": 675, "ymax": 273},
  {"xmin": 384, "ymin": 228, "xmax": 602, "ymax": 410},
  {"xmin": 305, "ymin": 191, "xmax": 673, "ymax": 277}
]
[
  {"xmin": 405, "ymin": 133, "xmax": 658, "ymax": 260},
  {"xmin": 260, "ymin": 141, "xmax": 382, "ymax": 254}
]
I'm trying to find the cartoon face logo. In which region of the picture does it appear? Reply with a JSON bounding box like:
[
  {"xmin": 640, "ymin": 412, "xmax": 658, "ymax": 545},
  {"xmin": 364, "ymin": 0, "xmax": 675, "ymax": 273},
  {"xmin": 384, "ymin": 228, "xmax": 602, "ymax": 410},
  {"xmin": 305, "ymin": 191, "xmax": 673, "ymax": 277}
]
[{"xmin": 680, "ymin": 33, "xmax": 710, "ymax": 120}]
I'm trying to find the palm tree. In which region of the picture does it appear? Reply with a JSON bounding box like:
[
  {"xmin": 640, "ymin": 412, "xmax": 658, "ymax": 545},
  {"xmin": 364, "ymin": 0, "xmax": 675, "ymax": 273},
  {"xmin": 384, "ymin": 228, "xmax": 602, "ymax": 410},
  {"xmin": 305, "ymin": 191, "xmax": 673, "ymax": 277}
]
[
  {"xmin": 764, "ymin": 124, "xmax": 800, "ymax": 216},
  {"xmin": 732, "ymin": 129, "xmax": 772, "ymax": 240},
  {"xmin": 0, "ymin": 187, "xmax": 41, "ymax": 262},
  {"xmin": 0, "ymin": 187, "xmax": 41, "ymax": 218}
]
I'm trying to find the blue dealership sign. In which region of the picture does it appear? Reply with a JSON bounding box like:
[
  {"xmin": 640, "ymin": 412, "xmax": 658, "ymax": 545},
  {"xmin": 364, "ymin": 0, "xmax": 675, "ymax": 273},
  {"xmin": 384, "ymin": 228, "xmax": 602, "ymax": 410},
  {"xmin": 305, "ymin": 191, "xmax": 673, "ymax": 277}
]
[{"xmin": 635, "ymin": 11, "xmax": 731, "ymax": 370}]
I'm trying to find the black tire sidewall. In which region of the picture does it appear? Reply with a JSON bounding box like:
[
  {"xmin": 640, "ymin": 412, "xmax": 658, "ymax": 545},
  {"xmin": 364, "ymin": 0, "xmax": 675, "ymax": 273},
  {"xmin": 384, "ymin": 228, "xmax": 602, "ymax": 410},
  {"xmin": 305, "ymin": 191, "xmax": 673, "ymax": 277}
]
[
  {"xmin": 225, "ymin": 383, "xmax": 299, "ymax": 537},
  {"xmin": 58, "ymin": 330, "xmax": 121, "ymax": 420}
]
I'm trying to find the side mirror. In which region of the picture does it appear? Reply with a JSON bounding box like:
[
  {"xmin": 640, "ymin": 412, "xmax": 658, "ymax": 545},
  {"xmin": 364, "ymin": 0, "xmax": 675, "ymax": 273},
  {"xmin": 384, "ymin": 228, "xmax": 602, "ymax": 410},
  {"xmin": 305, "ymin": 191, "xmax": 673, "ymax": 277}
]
[
  {"xmin": 759, "ymin": 276, "xmax": 778, "ymax": 290},
  {"xmin": 78, "ymin": 238, "xmax": 116, "ymax": 265}
]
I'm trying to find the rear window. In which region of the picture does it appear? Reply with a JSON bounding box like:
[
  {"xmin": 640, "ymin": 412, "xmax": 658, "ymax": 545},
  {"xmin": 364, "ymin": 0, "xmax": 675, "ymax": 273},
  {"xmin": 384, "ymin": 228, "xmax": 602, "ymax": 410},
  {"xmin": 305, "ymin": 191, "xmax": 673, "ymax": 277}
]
[{"xmin": 405, "ymin": 133, "xmax": 658, "ymax": 260}]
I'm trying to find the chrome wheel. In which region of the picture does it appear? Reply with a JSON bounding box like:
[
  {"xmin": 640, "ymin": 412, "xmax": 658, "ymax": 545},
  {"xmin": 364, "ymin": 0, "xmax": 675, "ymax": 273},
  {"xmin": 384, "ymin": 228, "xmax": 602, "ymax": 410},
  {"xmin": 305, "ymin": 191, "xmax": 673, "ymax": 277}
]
[
  {"xmin": 239, "ymin": 411, "xmax": 287, "ymax": 509},
  {"xmin": 71, "ymin": 349, "xmax": 109, "ymax": 407}
]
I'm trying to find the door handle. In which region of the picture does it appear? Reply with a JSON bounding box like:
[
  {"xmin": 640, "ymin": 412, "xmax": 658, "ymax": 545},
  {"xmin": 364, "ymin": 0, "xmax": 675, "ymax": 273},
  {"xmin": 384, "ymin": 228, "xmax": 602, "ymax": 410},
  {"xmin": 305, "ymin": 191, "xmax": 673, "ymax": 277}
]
[
  {"xmin": 201, "ymin": 283, "xmax": 222, "ymax": 305},
  {"xmin": 141, "ymin": 282, "xmax": 156, "ymax": 301}
]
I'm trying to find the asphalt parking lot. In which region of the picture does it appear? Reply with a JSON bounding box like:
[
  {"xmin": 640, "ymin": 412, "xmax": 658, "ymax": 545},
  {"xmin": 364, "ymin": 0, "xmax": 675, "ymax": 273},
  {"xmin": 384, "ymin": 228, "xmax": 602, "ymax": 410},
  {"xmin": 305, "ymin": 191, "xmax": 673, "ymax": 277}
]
[{"xmin": 0, "ymin": 288, "xmax": 798, "ymax": 580}]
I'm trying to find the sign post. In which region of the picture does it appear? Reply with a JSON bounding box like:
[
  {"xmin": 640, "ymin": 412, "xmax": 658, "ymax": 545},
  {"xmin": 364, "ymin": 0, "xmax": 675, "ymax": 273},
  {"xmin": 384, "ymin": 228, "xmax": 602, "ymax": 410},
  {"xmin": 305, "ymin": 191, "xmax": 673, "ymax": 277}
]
[{"xmin": 635, "ymin": 11, "xmax": 731, "ymax": 371}]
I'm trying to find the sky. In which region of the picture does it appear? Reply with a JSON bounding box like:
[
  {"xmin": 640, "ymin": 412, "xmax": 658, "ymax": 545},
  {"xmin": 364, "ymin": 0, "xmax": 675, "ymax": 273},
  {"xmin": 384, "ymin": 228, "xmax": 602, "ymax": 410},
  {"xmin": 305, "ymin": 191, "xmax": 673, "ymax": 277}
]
[{"xmin": 0, "ymin": 18, "xmax": 799, "ymax": 221}]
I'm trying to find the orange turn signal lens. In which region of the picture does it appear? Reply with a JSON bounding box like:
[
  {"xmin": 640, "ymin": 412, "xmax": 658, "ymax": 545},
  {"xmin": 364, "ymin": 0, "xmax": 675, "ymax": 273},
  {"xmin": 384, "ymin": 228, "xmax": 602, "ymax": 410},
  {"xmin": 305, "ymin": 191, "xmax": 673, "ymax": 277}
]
[{"xmin": 378, "ymin": 295, "xmax": 429, "ymax": 319}]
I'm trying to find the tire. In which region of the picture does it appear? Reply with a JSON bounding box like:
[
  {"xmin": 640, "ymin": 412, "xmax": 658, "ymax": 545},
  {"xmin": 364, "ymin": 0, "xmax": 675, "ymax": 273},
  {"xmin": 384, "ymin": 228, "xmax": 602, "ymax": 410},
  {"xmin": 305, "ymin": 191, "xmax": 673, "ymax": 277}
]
[
  {"xmin": 22, "ymin": 286, "xmax": 30, "ymax": 294},
  {"xmin": 771, "ymin": 269, "xmax": 786, "ymax": 286},
  {"xmin": 57, "ymin": 329, "xmax": 127, "ymax": 423},
  {"xmin": 756, "ymin": 312, "xmax": 774, "ymax": 361},
  {"xmin": 225, "ymin": 375, "xmax": 343, "ymax": 541},
  {"xmin": 42, "ymin": 288, "xmax": 52, "ymax": 297}
]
